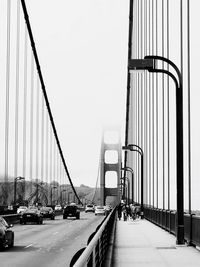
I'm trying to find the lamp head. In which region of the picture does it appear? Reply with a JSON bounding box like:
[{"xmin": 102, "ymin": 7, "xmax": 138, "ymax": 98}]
[{"xmin": 128, "ymin": 59, "xmax": 154, "ymax": 72}]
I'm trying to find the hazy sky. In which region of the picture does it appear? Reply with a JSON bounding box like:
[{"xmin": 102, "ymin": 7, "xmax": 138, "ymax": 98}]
[{"xmin": 25, "ymin": 0, "xmax": 129, "ymax": 187}]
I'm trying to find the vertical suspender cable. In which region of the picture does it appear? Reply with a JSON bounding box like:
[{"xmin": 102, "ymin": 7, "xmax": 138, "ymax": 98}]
[
  {"xmin": 46, "ymin": 114, "xmax": 49, "ymax": 186},
  {"xmin": 162, "ymin": 0, "xmax": 165, "ymax": 210},
  {"xmin": 36, "ymin": 77, "xmax": 39, "ymax": 181},
  {"xmin": 155, "ymin": 0, "xmax": 159, "ymax": 208},
  {"xmin": 50, "ymin": 129, "xmax": 52, "ymax": 185},
  {"xmin": 180, "ymin": 0, "xmax": 184, "ymax": 213},
  {"xmin": 41, "ymin": 97, "xmax": 44, "ymax": 181},
  {"xmin": 53, "ymin": 140, "xmax": 56, "ymax": 187},
  {"xmin": 187, "ymin": 0, "xmax": 191, "ymax": 214},
  {"xmin": 140, "ymin": 0, "xmax": 143, "ymax": 153},
  {"xmin": 92, "ymin": 150, "xmax": 101, "ymax": 203},
  {"xmin": 5, "ymin": 0, "xmax": 11, "ymax": 191},
  {"xmin": 144, "ymin": 0, "xmax": 147, "ymax": 205},
  {"xmin": 137, "ymin": 0, "xmax": 140, "ymax": 203},
  {"xmin": 145, "ymin": 0, "xmax": 149, "ymax": 205},
  {"xmin": 152, "ymin": 0, "xmax": 155, "ymax": 207},
  {"xmin": 20, "ymin": 0, "xmax": 82, "ymax": 203},
  {"xmin": 167, "ymin": 0, "xmax": 170, "ymax": 210},
  {"xmin": 30, "ymin": 54, "xmax": 34, "ymax": 192},
  {"xmin": 136, "ymin": 0, "xmax": 139, "ymax": 203},
  {"xmin": 148, "ymin": 0, "xmax": 151, "ymax": 206},
  {"xmin": 134, "ymin": 1, "xmax": 137, "ymax": 202},
  {"xmin": 23, "ymin": 27, "xmax": 27, "ymax": 179},
  {"xmin": 59, "ymin": 158, "xmax": 62, "ymax": 202},
  {"xmin": 140, "ymin": 0, "xmax": 143, "ymax": 205},
  {"xmin": 57, "ymin": 146, "xmax": 59, "ymax": 186},
  {"xmin": 14, "ymin": 0, "xmax": 20, "ymax": 178}
]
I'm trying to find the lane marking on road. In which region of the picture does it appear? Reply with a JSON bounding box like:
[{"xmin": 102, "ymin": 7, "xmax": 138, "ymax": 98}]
[{"xmin": 25, "ymin": 243, "xmax": 33, "ymax": 248}]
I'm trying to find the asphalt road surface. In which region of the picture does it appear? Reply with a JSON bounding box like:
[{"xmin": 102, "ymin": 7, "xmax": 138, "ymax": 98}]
[{"xmin": 0, "ymin": 212, "xmax": 105, "ymax": 267}]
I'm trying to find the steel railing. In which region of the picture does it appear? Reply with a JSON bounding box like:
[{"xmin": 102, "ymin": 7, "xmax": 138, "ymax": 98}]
[
  {"xmin": 144, "ymin": 206, "xmax": 200, "ymax": 246},
  {"xmin": 71, "ymin": 207, "xmax": 117, "ymax": 267}
]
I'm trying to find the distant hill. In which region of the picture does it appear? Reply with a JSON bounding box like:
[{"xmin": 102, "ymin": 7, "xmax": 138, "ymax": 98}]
[{"xmin": 0, "ymin": 180, "xmax": 100, "ymax": 206}]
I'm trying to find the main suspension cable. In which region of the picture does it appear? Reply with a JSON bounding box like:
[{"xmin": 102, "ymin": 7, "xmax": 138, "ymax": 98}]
[{"xmin": 20, "ymin": 0, "xmax": 82, "ymax": 204}]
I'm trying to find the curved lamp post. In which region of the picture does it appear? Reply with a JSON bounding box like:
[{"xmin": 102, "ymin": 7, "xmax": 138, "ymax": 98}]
[
  {"xmin": 14, "ymin": 176, "xmax": 25, "ymax": 205},
  {"xmin": 121, "ymin": 167, "xmax": 134, "ymax": 203},
  {"xmin": 35, "ymin": 181, "xmax": 45, "ymax": 205},
  {"xmin": 51, "ymin": 186, "xmax": 57, "ymax": 206},
  {"xmin": 68, "ymin": 191, "xmax": 72, "ymax": 204},
  {"xmin": 124, "ymin": 177, "xmax": 130, "ymax": 204},
  {"xmin": 123, "ymin": 145, "xmax": 144, "ymax": 219},
  {"xmin": 128, "ymin": 56, "xmax": 184, "ymax": 244},
  {"xmin": 60, "ymin": 189, "xmax": 66, "ymax": 206}
]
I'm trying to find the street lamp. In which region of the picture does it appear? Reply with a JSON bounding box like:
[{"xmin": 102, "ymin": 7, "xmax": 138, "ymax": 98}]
[
  {"xmin": 14, "ymin": 176, "xmax": 25, "ymax": 205},
  {"xmin": 35, "ymin": 181, "xmax": 45, "ymax": 205},
  {"xmin": 60, "ymin": 189, "xmax": 66, "ymax": 206},
  {"xmin": 128, "ymin": 55, "xmax": 184, "ymax": 244},
  {"xmin": 122, "ymin": 145, "xmax": 144, "ymax": 219},
  {"xmin": 121, "ymin": 167, "xmax": 134, "ymax": 203},
  {"xmin": 123, "ymin": 177, "xmax": 130, "ymax": 205},
  {"xmin": 68, "ymin": 191, "xmax": 72, "ymax": 204},
  {"xmin": 51, "ymin": 186, "xmax": 57, "ymax": 206}
]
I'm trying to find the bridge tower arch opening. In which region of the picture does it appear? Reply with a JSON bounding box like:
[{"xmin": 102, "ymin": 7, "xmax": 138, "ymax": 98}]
[{"xmin": 100, "ymin": 129, "xmax": 122, "ymax": 206}]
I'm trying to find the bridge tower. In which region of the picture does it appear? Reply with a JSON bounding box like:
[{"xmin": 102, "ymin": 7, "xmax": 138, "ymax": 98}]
[{"xmin": 100, "ymin": 129, "xmax": 122, "ymax": 206}]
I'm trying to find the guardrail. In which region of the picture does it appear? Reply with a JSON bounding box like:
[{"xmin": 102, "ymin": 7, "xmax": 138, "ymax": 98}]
[
  {"xmin": 144, "ymin": 206, "xmax": 200, "ymax": 247},
  {"xmin": 70, "ymin": 207, "xmax": 117, "ymax": 267}
]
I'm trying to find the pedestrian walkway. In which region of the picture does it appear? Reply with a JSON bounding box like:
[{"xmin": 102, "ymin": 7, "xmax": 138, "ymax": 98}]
[{"xmin": 112, "ymin": 218, "xmax": 200, "ymax": 266}]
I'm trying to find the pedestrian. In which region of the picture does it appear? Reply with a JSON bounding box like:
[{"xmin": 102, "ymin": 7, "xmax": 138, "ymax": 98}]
[
  {"xmin": 117, "ymin": 203, "xmax": 122, "ymax": 220},
  {"xmin": 130, "ymin": 204, "xmax": 137, "ymax": 220},
  {"xmin": 122, "ymin": 204, "xmax": 127, "ymax": 221},
  {"xmin": 125, "ymin": 204, "xmax": 131, "ymax": 219}
]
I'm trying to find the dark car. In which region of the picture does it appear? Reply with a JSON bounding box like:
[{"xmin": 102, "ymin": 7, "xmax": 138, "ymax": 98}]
[
  {"xmin": 20, "ymin": 207, "xmax": 43, "ymax": 224},
  {"xmin": 63, "ymin": 203, "xmax": 80, "ymax": 219},
  {"xmin": 40, "ymin": 207, "xmax": 55, "ymax": 220},
  {"xmin": 0, "ymin": 217, "xmax": 14, "ymax": 249},
  {"xmin": 85, "ymin": 204, "xmax": 95, "ymax": 213}
]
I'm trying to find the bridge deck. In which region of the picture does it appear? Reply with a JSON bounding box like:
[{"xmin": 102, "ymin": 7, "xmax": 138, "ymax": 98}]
[{"xmin": 112, "ymin": 217, "xmax": 200, "ymax": 266}]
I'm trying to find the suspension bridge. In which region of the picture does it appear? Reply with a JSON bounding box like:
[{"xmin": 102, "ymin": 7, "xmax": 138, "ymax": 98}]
[{"xmin": 0, "ymin": 0, "xmax": 200, "ymax": 266}]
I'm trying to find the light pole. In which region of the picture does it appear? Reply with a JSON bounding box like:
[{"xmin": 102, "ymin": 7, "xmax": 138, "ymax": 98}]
[
  {"xmin": 121, "ymin": 167, "xmax": 134, "ymax": 203},
  {"xmin": 123, "ymin": 177, "xmax": 130, "ymax": 204},
  {"xmin": 51, "ymin": 186, "xmax": 57, "ymax": 206},
  {"xmin": 128, "ymin": 56, "xmax": 184, "ymax": 244},
  {"xmin": 14, "ymin": 176, "xmax": 25, "ymax": 205},
  {"xmin": 35, "ymin": 181, "xmax": 45, "ymax": 205},
  {"xmin": 68, "ymin": 191, "xmax": 72, "ymax": 204},
  {"xmin": 60, "ymin": 189, "xmax": 66, "ymax": 206},
  {"xmin": 123, "ymin": 145, "xmax": 144, "ymax": 219}
]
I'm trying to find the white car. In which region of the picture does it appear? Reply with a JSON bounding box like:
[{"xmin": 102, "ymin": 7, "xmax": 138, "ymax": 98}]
[
  {"xmin": 85, "ymin": 204, "xmax": 95, "ymax": 213},
  {"xmin": 95, "ymin": 206, "xmax": 105, "ymax": 216},
  {"xmin": 54, "ymin": 205, "xmax": 62, "ymax": 211},
  {"xmin": 17, "ymin": 206, "xmax": 27, "ymax": 214}
]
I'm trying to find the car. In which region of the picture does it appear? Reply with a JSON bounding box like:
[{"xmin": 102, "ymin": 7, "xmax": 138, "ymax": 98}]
[
  {"xmin": 17, "ymin": 206, "xmax": 27, "ymax": 214},
  {"xmin": 85, "ymin": 204, "xmax": 95, "ymax": 213},
  {"xmin": 95, "ymin": 206, "xmax": 105, "ymax": 216},
  {"xmin": 54, "ymin": 204, "xmax": 62, "ymax": 211},
  {"xmin": 63, "ymin": 203, "xmax": 80, "ymax": 219},
  {"xmin": 20, "ymin": 207, "xmax": 43, "ymax": 224},
  {"xmin": 40, "ymin": 207, "xmax": 55, "ymax": 220},
  {"xmin": 0, "ymin": 217, "xmax": 14, "ymax": 249}
]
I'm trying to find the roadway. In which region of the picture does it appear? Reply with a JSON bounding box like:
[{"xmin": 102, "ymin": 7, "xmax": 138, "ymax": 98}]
[{"xmin": 0, "ymin": 212, "xmax": 105, "ymax": 267}]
